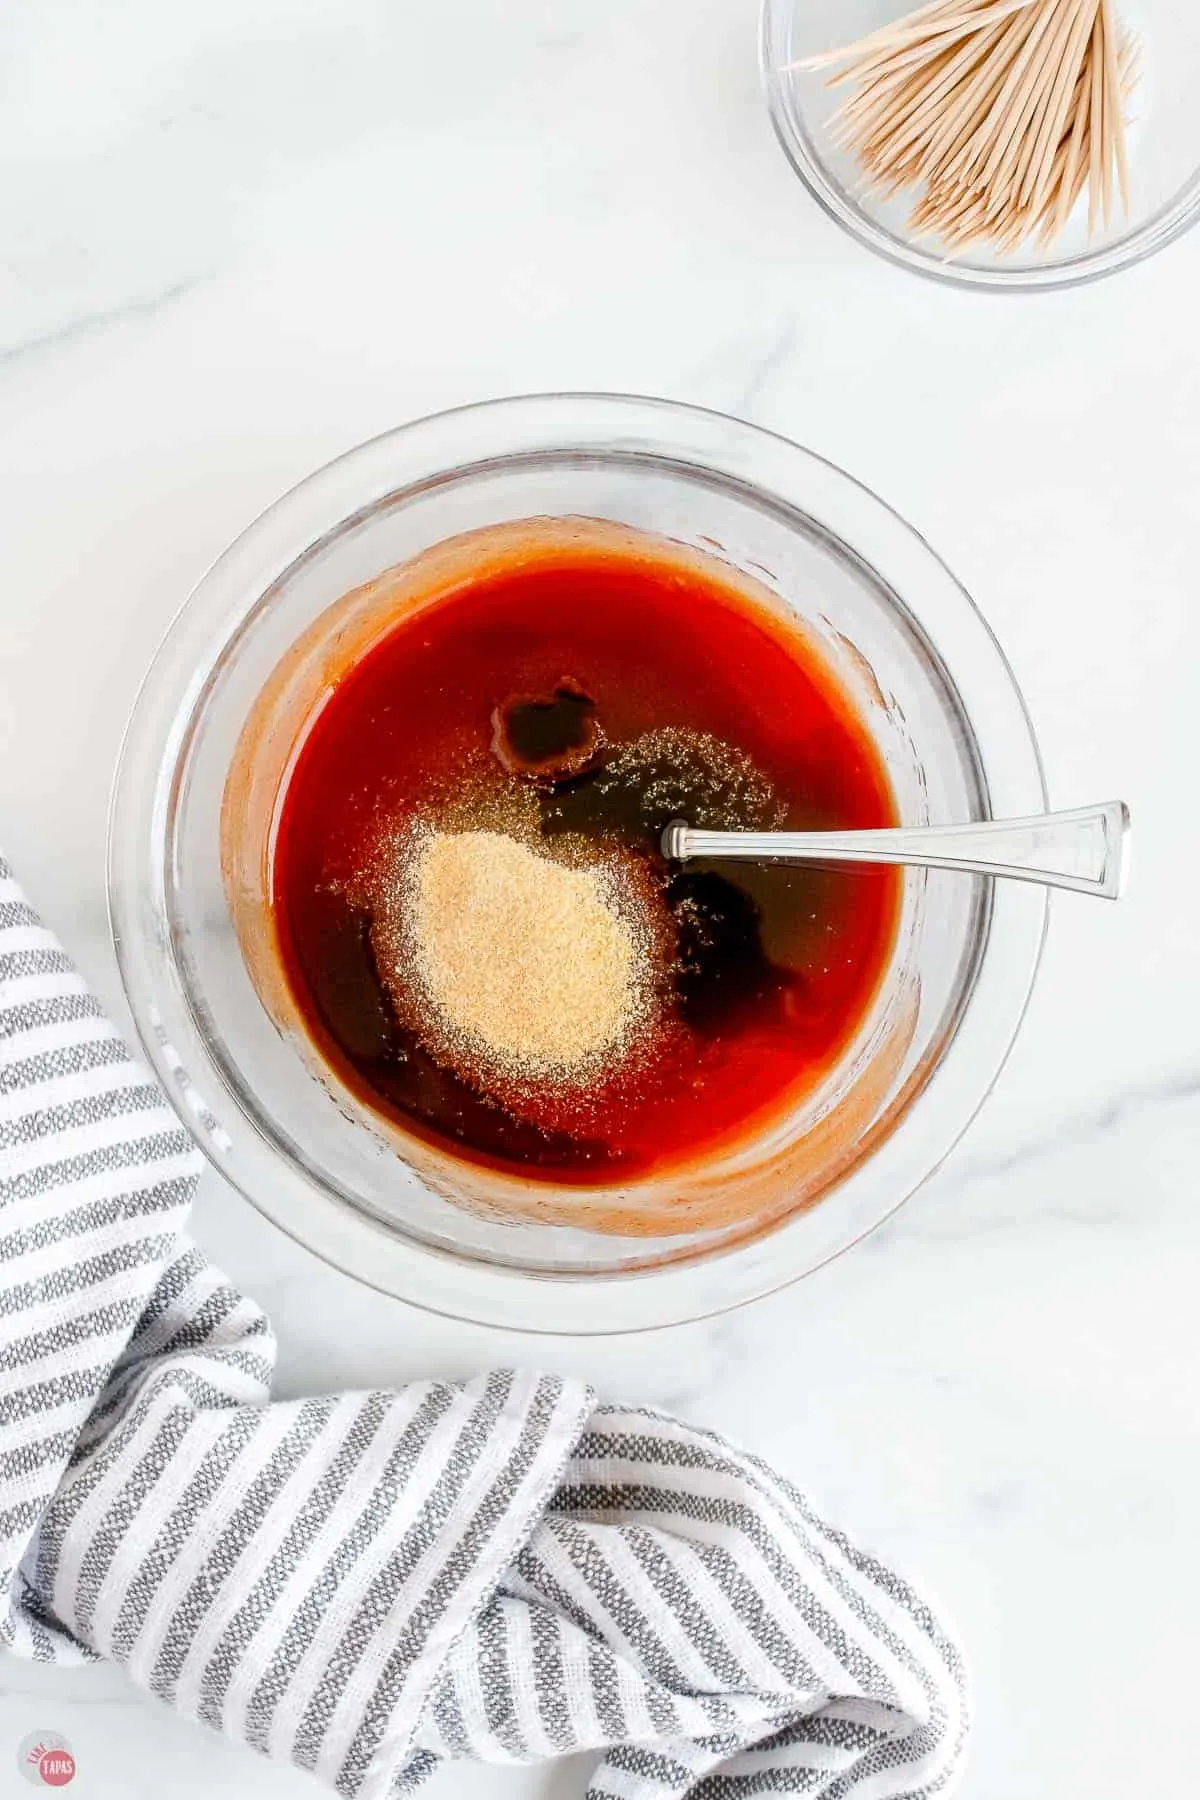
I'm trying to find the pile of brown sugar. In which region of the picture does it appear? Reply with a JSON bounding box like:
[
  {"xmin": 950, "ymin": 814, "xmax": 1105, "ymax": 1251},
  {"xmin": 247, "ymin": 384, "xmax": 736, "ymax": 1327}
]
[{"xmin": 369, "ymin": 827, "xmax": 659, "ymax": 1089}]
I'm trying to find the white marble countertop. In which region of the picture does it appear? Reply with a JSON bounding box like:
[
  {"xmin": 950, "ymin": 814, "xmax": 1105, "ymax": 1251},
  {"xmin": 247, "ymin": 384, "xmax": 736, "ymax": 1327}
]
[{"xmin": 2, "ymin": 1, "xmax": 1198, "ymax": 1795}]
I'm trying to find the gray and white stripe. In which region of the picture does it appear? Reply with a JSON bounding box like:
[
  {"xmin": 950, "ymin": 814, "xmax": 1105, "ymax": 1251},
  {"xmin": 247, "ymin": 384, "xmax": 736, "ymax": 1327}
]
[{"xmin": 1, "ymin": 854, "xmax": 968, "ymax": 1797}]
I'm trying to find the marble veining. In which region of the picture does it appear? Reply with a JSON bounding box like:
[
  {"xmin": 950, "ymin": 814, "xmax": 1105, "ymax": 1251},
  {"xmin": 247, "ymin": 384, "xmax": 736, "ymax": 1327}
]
[{"xmin": 0, "ymin": 277, "xmax": 207, "ymax": 369}]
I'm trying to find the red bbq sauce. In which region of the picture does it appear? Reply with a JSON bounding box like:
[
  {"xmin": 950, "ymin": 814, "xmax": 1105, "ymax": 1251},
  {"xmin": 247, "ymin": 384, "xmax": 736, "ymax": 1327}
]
[{"xmin": 271, "ymin": 532, "xmax": 901, "ymax": 1185}]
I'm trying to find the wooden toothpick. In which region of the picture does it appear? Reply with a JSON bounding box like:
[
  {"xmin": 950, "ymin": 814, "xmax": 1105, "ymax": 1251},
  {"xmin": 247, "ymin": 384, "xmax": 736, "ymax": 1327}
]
[{"xmin": 801, "ymin": 0, "xmax": 1138, "ymax": 257}]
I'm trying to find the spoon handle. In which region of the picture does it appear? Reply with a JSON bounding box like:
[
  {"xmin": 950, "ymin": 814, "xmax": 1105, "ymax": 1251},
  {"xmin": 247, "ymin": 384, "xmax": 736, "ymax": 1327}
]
[{"xmin": 663, "ymin": 802, "xmax": 1130, "ymax": 900}]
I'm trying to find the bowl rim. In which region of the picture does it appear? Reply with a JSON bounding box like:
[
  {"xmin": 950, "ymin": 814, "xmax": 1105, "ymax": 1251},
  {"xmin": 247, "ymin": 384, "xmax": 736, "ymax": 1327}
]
[
  {"xmin": 107, "ymin": 391, "xmax": 1049, "ymax": 1334},
  {"xmin": 759, "ymin": 0, "xmax": 1200, "ymax": 294}
]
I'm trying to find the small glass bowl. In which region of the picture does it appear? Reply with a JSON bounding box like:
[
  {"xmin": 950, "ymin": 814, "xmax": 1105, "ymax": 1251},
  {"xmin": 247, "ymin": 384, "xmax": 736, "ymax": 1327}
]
[
  {"xmin": 761, "ymin": 0, "xmax": 1200, "ymax": 291},
  {"xmin": 108, "ymin": 394, "xmax": 1047, "ymax": 1333}
]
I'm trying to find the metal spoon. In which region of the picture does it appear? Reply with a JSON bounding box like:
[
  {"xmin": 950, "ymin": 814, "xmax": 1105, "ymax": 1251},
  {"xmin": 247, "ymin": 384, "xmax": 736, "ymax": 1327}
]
[{"xmin": 661, "ymin": 801, "xmax": 1130, "ymax": 900}]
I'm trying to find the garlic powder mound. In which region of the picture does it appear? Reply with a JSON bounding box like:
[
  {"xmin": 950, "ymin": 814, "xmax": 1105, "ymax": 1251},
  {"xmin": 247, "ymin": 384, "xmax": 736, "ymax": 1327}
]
[{"xmin": 370, "ymin": 827, "xmax": 661, "ymax": 1087}]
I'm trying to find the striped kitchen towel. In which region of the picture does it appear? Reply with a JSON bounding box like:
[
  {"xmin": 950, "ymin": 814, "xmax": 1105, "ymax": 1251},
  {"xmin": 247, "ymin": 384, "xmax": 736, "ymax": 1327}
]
[{"xmin": 0, "ymin": 852, "xmax": 969, "ymax": 1799}]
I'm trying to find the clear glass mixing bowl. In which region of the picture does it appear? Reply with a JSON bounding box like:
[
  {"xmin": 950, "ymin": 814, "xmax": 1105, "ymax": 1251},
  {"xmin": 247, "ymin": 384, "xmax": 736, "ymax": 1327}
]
[
  {"xmin": 108, "ymin": 394, "xmax": 1047, "ymax": 1332},
  {"xmin": 761, "ymin": 0, "xmax": 1200, "ymax": 291}
]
